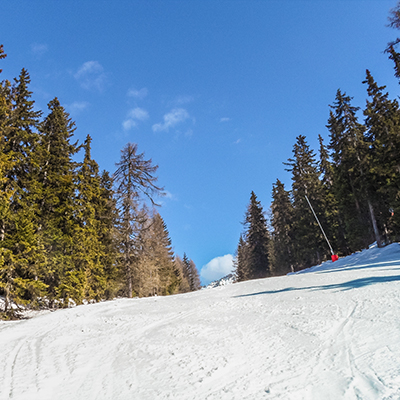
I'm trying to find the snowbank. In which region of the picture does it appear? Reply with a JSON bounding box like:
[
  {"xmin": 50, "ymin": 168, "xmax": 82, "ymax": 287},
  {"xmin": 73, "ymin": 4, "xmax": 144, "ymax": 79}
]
[{"xmin": 1, "ymin": 243, "xmax": 400, "ymax": 399}]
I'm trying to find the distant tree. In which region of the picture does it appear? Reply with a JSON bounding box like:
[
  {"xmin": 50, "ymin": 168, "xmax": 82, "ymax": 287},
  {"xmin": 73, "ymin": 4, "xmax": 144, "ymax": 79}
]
[
  {"xmin": 181, "ymin": 253, "xmax": 201, "ymax": 291},
  {"xmin": 189, "ymin": 259, "xmax": 201, "ymax": 291},
  {"xmin": 233, "ymin": 234, "xmax": 249, "ymax": 282},
  {"xmin": 174, "ymin": 255, "xmax": 190, "ymax": 293}
]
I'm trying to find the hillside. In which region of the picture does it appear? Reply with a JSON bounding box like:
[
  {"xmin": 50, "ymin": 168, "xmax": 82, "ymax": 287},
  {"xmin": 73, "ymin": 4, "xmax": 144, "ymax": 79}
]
[{"xmin": 1, "ymin": 243, "xmax": 400, "ymax": 399}]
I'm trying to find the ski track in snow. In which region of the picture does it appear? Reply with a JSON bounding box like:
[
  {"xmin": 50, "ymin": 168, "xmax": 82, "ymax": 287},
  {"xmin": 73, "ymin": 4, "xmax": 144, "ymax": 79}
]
[{"xmin": 1, "ymin": 244, "xmax": 400, "ymax": 399}]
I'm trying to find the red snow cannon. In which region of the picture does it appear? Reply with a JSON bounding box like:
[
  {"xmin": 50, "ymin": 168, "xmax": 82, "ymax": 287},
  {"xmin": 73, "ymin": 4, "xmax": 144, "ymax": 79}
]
[{"xmin": 331, "ymin": 254, "xmax": 339, "ymax": 262}]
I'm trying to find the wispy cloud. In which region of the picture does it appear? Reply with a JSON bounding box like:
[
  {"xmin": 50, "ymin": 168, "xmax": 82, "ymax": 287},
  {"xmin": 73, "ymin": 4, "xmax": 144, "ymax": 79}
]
[
  {"xmin": 31, "ymin": 43, "xmax": 48, "ymax": 57},
  {"xmin": 122, "ymin": 107, "xmax": 149, "ymax": 131},
  {"xmin": 74, "ymin": 61, "xmax": 106, "ymax": 92},
  {"xmin": 184, "ymin": 129, "xmax": 194, "ymax": 137},
  {"xmin": 152, "ymin": 108, "xmax": 190, "ymax": 133},
  {"xmin": 200, "ymin": 254, "xmax": 234, "ymax": 283},
  {"xmin": 174, "ymin": 95, "xmax": 194, "ymax": 105},
  {"xmin": 158, "ymin": 190, "xmax": 177, "ymax": 206},
  {"xmin": 67, "ymin": 101, "xmax": 90, "ymax": 115},
  {"xmin": 220, "ymin": 117, "xmax": 230, "ymax": 122},
  {"xmin": 164, "ymin": 190, "xmax": 176, "ymax": 200},
  {"xmin": 127, "ymin": 87, "xmax": 148, "ymax": 99}
]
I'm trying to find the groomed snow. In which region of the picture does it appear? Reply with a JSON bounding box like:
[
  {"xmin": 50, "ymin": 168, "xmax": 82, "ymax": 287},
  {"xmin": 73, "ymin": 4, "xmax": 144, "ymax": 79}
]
[{"xmin": 1, "ymin": 244, "xmax": 400, "ymax": 399}]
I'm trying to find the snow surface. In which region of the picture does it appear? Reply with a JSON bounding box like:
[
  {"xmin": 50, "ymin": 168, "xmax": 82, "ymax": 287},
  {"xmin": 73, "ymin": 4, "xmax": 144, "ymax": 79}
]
[{"xmin": 2, "ymin": 244, "xmax": 400, "ymax": 399}]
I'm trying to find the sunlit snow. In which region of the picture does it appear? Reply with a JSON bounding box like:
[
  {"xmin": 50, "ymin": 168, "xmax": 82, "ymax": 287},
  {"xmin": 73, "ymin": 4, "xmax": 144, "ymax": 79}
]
[{"xmin": 1, "ymin": 243, "xmax": 400, "ymax": 399}]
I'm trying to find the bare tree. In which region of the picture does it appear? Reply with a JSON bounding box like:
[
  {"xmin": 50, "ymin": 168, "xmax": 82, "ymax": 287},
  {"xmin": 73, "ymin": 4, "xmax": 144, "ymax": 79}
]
[{"xmin": 113, "ymin": 143, "xmax": 164, "ymax": 298}]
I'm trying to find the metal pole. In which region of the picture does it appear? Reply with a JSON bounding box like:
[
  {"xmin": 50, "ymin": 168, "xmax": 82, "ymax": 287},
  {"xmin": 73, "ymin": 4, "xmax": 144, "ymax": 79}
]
[{"xmin": 305, "ymin": 195, "xmax": 334, "ymax": 256}]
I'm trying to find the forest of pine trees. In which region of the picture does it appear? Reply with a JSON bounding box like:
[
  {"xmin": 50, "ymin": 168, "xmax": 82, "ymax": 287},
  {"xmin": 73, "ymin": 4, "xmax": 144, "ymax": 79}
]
[
  {"xmin": 235, "ymin": 3, "xmax": 400, "ymax": 281},
  {"xmin": 0, "ymin": 45, "xmax": 200, "ymax": 319},
  {"xmin": 3, "ymin": 3, "xmax": 400, "ymax": 312}
]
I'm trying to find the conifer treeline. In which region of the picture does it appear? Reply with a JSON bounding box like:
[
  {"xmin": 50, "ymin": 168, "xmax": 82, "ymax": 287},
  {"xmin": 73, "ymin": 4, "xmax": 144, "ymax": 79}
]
[
  {"xmin": 0, "ymin": 45, "xmax": 200, "ymax": 318},
  {"xmin": 235, "ymin": 3, "xmax": 400, "ymax": 281}
]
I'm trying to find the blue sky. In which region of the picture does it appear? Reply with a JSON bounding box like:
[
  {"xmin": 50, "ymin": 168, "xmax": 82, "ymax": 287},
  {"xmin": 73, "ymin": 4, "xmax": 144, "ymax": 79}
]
[{"xmin": 1, "ymin": 0, "xmax": 399, "ymax": 284}]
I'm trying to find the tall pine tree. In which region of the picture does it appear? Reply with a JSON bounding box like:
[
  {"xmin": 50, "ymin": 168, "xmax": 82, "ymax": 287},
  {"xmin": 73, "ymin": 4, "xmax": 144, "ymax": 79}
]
[
  {"xmin": 327, "ymin": 90, "xmax": 372, "ymax": 251},
  {"xmin": 38, "ymin": 98, "xmax": 80, "ymax": 306},
  {"xmin": 284, "ymin": 135, "xmax": 328, "ymax": 269},
  {"xmin": 1, "ymin": 68, "xmax": 47, "ymax": 316},
  {"xmin": 363, "ymin": 70, "xmax": 400, "ymax": 241},
  {"xmin": 270, "ymin": 179, "xmax": 294, "ymax": 275},
  {"xmin": 241, "ymin": 192, "xmax": 270, "ymax": 279}
]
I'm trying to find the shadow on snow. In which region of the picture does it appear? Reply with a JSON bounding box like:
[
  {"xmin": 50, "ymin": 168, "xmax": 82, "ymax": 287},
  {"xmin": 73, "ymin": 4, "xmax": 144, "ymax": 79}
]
[{"xmin": 234, "ymin": 274, "xmax": 400, "ymax": 298}]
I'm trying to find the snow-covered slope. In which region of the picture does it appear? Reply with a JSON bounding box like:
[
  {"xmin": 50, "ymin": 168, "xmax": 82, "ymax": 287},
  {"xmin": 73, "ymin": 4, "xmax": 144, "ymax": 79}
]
[{"xmin": 2, "ymin": 244, "xmax": 400, "ymax": 400}]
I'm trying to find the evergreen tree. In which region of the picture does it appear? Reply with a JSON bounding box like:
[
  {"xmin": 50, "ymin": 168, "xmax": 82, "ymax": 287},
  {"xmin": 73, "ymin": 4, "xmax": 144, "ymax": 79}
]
[
  {"xmin": 363, "ymin": 70, "xmax": 400, "ymax": 241},
  {"xmin": 74, "ymin": 135, "xmax": 107, "ymax": 301},
  {"xmin": 0, "ymin": 45, "xmax": 6, "ymax": 74},
  {"xmin": 0, "ymin": 68, "xmax": 47, "ymax": 316},
  {"xmin": 284, "ymin": 135, "xmax": 328, "ymax": 269},
  {"xmin": 182, "ymin": 253, "xmax": 192, "ymax": 289},
  {"xmin": 242, "ymin": 192, "xmax": 270, "ymax": 279},
  {"xmin": 0, "ymin": 48, "xmax": 13, "ymax": 244},
  {"xmin": 270, "ymin": 179, "xmax": 294, "ymax": 275},
  {"xmin": 38, "ymin": 98, "xmax": 80, "ymax": 306},
  {"xmin": 98, "ymin": 170, "xmax": 118, "ymax": 299},
  {"xmin": 188, "ymin": 259, "xmax": 201, "ymax": 291},
  {"xmin": 174, "ymin": 255, "xmax": 190, "ymax": 293},
  {"xmin": 386, "ymin": 2, "xmax": 400, "ymax": 80},
  {"xmin": 233, "ymin": 234, "xmax": 248, "ymax": 282},
  {"xmin": 327, "ymin": 90, "xmax": 372, "ymax": 251},
  {"xmin": 181, "ymin": 253, "xmax": 200, "ymax": 291},
  {"xmin": 317, "ymin": 134, "xmax": 344, "ymax": 255}
]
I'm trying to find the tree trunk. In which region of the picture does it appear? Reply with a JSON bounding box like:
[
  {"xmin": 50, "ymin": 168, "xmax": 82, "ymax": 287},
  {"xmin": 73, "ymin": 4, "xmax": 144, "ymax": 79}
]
[{"xmin": 367, "ymin": 199, "xmax": 382, "ymax": 247}]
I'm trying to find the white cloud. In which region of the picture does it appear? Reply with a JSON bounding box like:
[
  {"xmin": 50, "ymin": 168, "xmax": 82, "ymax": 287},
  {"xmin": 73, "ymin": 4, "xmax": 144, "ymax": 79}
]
[
  {"xmin": 127, "ymin": 107, "xmax": 149, "ymax": 121},
  {"xmin": 74, "ymin": 61, "xmax": 103, "ymax": 78},
  {"xmin": 152, "ymin": 108, "xmax": 190, "ymax": 132},
  {"xmin": 122, "ymin": 107, "xmax": 149, "ymax": 131},
  {"xmin": 220, "ymin": 117, "xmax": 230, "ymax": 122},
  {"xmin": 127, "ymin": 87, "xmax": 148, "ymax": 99},
  {"xmin": 74, "ymin": 61, "xmax": 106, "ymax": 91},
  {"xmin": 122, "ymin": 119, "xmax": 137, "ymax": 130},
  {"xmin": 31, "ymin": 43, "xmax": 48, "ymax": 57},
  {"xmin": 200, "ymin": 254, "xmax": 234, "ymax": 283}
]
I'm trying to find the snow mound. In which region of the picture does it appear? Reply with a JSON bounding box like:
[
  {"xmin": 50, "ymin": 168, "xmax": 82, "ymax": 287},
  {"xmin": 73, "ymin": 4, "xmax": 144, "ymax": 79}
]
[{"xmin": 1, "ymin": 243, "xmax": 400, "ymax": 399}]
